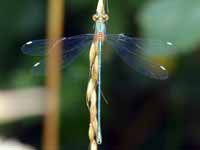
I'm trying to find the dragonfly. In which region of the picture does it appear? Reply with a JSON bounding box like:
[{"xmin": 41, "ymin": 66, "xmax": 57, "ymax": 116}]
[{"xmin": 21, "ymin": 0, "xmax": 174, "ymax": 145}]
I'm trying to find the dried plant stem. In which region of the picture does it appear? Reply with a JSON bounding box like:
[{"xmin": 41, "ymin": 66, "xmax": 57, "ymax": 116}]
[{"xmin": 87, "ymin": 40, "xmax": 99, "ymax": 150}]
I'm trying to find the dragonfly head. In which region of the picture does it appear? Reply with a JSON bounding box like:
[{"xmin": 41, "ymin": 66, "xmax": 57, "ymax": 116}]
[{"xmin": 92, "ymin": 13, "xmax": 109, "ymax": 23}]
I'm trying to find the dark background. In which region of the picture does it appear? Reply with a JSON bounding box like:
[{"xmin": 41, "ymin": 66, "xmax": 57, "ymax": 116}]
[{"xmin": 0, "ymin": 0, "xmax": 200, "ymax": 149}]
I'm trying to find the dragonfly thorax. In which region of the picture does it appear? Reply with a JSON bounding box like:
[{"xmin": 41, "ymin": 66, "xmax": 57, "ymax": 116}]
[
  {"xmin": 95, "ymin": 21, "xmax": 106, "ymax": 35},
  {"xmin": 95, "ymin": 32, "xmax": 105, "ymax": 42}
]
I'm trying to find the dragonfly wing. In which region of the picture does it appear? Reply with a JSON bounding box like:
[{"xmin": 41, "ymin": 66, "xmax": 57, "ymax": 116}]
[
  {"xmin": 21, "ymin": 39, "xmax": 49, "ymax": 56},
  {"xmin": 106, "ymin": 34, "xmax": 170, "ymax": 80},
  {"xmin": 31, "ymin": 60, "xmax": 46, "ymax": 75},
  {"xmin": 106, "ymin": 34, "xmax": 174, "ymax": 55},
  {"xmin": 23, "ymin": 34, "xmax": 94, "ymax": 75},
  {"xmin": 21, "ymin": 34, "xmax": 94, "ymax": 56},
  {"xmin": 31, "ymin": 46, "xmax": 91, "ymax": 76}
]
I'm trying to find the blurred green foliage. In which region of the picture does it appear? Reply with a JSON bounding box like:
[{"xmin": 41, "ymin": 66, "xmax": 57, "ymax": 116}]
[
  {"xmin": 0, "ymin": 0, "xmax": 200, "ymax": 150},
  {"xmin": 139, "ymin": 0, "xmax": 200, "ymax": 54}
]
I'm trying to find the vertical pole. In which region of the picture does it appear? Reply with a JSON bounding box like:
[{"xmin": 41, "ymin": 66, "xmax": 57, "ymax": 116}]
[{"xmin": 43, "ymin": 0, "xmax": 64, "ymax": 150}]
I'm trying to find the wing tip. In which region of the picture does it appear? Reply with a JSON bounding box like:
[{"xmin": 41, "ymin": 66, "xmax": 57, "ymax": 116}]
[
  {"xmin": 21, "ymin": 41, "xmax": 33, "ymax": 54},
  {"xmin": 156, "ymin": 68, "xmax": 168, "ymax": 80},
  {"xmin": 148, "ymin": 66, "xmax": 168, "ymax": 80},
  {"xmin": 31, "ymin": 62, "xmax": 45, "ymax": 76}
]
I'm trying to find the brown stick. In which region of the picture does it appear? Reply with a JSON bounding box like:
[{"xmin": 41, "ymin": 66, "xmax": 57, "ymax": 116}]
[{"xmin": 43, "ymin": 0, "xmax": 64, "ymax": 150}]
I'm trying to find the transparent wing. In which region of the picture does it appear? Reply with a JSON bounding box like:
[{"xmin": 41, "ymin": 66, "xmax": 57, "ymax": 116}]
[
  {"xmin": 21, "ymin": 34, "xmax": 94, "ymax": 75},
  {"xmin": 106, "ymin": 34, "xmax": 173, "ymax": 80},
  {"xmin": 107, "ymin": 34, "xmax": 174, "ymax": 55},
  {"xmin": 21, "ymin": 34, "xmax": 94, "ymax": 56}
]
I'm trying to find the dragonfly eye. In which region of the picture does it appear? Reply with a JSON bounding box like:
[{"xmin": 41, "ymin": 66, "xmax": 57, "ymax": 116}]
[
  {"xmin": 92, "ymin": 14, "xmax": 99, "ymax": 21},
  {"xmin": 103, "ymin": 14, "xmax": 109, "ymax": 21}
]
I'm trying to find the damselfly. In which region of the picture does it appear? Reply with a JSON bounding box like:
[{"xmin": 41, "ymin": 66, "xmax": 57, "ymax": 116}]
[{"xmin": 21, "ymin": 0, "xmax": 174, "ymax": 145}]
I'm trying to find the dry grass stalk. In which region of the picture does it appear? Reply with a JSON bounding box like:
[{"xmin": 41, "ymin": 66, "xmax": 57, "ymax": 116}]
[{"xmin": 87, "ymin": 40, "xmax": 99, "ymax": 150}]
